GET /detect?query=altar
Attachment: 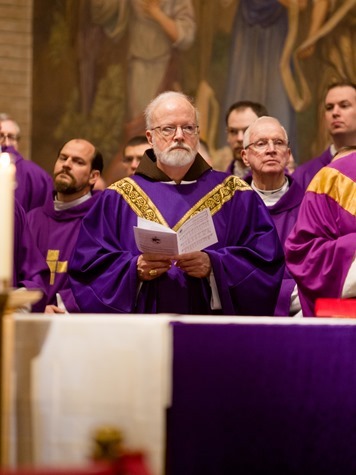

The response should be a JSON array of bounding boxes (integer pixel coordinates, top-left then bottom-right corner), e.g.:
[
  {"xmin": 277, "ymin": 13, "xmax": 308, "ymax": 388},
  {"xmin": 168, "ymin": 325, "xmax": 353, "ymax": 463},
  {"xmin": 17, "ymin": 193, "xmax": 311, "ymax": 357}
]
[{"xmin": 8, "ymin": 315, "xmax": 356, "ymax": 475}]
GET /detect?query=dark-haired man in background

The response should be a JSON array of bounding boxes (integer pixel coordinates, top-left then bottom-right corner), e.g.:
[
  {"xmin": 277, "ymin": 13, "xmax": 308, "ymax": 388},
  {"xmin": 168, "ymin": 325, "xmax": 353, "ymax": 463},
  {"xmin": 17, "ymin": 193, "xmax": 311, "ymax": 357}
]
[
  {"xmin": 292, "ymin": 80, "xmax": 356, "ymax": 190},
  {"xmin": 213, "ymin": 101, "xmax": 268, "ymax": 176}
]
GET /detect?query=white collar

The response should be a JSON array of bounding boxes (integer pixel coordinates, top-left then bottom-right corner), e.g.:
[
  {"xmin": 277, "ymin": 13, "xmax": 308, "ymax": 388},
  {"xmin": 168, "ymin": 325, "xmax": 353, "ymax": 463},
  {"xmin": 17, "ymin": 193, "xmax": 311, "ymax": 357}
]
[
  {"xmin": 251, "ymin": 178, "xmax": 289, "ymax": 207},
  {"xmin": 54, "ymin": 191, "xmax": 92, "ymax": 211}
]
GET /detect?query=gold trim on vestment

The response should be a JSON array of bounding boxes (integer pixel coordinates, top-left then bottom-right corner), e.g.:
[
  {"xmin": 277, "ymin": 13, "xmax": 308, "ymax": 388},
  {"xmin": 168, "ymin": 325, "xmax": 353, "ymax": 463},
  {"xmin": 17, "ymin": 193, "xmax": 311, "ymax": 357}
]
[
  {"xmin": 109, "ymin": 178, "xmax": 168, "ymax": 225},
  {"xmin": 109, "ymin": 175, "xmax": 251, "ymax": 230},
  {"xmin": 172, "ymin": 175, "xmax": 250, "ymax": 231},
  {"xmin": 307, "ymin": 167, "xmax": 356, "ymax": 216}
]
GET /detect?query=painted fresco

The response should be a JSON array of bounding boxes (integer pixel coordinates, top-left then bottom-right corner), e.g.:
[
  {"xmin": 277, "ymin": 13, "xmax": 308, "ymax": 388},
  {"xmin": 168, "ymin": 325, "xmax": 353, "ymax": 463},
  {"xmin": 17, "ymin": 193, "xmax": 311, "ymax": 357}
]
[{"xmin": 32, "ymin": 0, "xmax": 355, "ymax": 175}]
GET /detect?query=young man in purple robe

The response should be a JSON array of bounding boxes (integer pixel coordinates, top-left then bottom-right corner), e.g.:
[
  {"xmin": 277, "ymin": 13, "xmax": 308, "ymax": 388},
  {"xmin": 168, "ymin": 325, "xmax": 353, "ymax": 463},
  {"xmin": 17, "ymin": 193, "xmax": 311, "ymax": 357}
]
[
  {"xmin": 69, "ymin": 91, "xmax": 285, "ymax": 316},
  {"xmin": 27, "ymin": 139, "xmax": 103, "ymax": 313},
  {"xmin": 292, "ymin": 80, "xmax": 356, "ymax": 191},
  {"xmin": 14, "ymin": 199, "xmax": 49, "ymax": 312},
  {"xmin": 285, "ymin": 147, "xmax": 356, "ymax": 316},
  {"xmin": 241, "ymin": 116, "xmax": 304, "ymax": 316}
]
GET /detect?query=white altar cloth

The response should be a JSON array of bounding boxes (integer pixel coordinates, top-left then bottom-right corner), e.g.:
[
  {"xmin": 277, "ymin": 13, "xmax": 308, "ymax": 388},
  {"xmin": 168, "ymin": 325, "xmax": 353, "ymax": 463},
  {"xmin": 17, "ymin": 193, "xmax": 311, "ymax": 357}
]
[{"xmin": 14, "ymin": 315, "xmax": 172, "ymax": 475}]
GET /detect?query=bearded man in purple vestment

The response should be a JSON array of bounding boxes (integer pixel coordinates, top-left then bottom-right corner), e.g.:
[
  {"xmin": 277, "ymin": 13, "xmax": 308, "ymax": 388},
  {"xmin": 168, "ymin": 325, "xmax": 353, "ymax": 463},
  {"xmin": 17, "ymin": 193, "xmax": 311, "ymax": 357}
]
[
  {"xmin": 69, "ymin": 91, "xmax": 284, "ymax": 316},
  {"xmin": 292, "ymin": 80, "xmax": 356, "ymax": 191},
  {"xmin": 27, "ymin": 139, "xmax": 104, "ymax": 314},
  {"xmin": 285, "ymin": 147, "xmax": 356, "ymax": 316},
  {"xmin": 241, "ymin": 116, "xmax": 304, "ymax": 316}
]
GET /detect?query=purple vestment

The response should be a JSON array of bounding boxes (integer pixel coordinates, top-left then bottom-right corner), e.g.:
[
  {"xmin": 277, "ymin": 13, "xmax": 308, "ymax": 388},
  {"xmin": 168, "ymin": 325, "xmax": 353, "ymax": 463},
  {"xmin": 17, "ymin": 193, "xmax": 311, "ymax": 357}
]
[
  {"xmin": 292, "ymin": 147, "xmax": 332, "ymax": 191},
  {"xmin": 69, "ymin": 154, "xmax": 285, "ymax": 315},
  {"xmin": 245, "ymin": 175, "xmax": 304, "ymax": 315},
  {"xmin": 14, "ymin": 200, "xmax": 49, "ymax": 311},
  {"xmin": 27, "ymin": 191, "xmax": 102, "ymax": 312},
  {"xmin": 285, "ymin": 152, "xmax": 356, "ymax": 316},
  {"xmin": 3, "ymin": 145, "xmax": 53, "ymax": 212}
]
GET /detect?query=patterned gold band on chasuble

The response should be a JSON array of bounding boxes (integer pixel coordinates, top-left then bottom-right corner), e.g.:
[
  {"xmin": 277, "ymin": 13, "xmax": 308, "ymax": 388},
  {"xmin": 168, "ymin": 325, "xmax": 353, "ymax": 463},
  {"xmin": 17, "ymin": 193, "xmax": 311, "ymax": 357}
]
[
  {"xmin": 109, "ymin": 178, "xmax": 168, "ymax": 225},
  {"xmin": 109, "ymin": 175, "xmax": 251, "ymax": 231},
  {"xmin": 307, "ymin": 167, "xmax": 356, "ymax": 216},
  {"xmin": 172, "ymin": 175, "xmax": 251, "ymax": 231}
]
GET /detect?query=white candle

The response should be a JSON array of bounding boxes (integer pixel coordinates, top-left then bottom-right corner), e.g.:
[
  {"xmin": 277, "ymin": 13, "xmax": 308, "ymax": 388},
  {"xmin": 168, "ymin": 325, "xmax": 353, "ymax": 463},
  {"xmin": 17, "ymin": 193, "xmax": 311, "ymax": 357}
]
[{"xmin": 0, "ymin": 153, "xmax": 15, "ymax": 287}]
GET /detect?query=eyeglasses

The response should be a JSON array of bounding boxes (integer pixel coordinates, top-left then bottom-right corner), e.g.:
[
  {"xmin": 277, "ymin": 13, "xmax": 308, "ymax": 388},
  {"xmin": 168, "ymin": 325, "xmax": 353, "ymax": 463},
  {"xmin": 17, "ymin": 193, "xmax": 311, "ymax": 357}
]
[
  {"xmin": 151, "ymin": 124, "xmax": 199, "ymax": 138},
  {"xmin": 0, "ymin": 132, "xmax": 19, "ymax": 142},
  {"xmin": 245, "ymin": 139, "xmax": 289, "ymax": 152}
]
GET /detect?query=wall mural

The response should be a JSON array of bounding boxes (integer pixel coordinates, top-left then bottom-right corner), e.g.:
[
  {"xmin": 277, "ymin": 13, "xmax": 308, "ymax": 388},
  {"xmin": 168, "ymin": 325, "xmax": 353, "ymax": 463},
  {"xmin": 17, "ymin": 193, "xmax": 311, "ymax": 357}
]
[{"xmin": 32, "ymin": 0, "xmax": 355, "ymax": 177}]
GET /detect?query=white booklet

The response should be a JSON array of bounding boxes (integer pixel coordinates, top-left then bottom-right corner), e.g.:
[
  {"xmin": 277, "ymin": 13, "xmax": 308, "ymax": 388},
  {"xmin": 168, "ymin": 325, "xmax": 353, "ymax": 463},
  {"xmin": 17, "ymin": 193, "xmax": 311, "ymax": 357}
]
[{"xmin": 133, "ymin": 208, "xmax": 218, "ymax": 254}]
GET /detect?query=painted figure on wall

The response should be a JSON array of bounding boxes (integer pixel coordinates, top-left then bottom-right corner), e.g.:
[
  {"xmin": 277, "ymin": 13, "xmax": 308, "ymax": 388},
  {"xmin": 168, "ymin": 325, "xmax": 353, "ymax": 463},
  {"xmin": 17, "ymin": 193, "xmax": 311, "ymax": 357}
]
[
  {"xmin": 220, "ymin": 0, "xmax": 297, "ymax": 152},
  {"xmin": 90, "ymin": 0, "xmax": 196, "ymax": 140},
  {"xmin": 288, "ymin": 0, "xmax": 356, "ymax": 156}
]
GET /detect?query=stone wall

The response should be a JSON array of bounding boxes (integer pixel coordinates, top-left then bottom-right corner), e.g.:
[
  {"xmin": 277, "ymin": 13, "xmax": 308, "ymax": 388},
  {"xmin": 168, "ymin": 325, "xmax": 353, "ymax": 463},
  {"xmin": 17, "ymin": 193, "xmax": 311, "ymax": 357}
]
[{"xmin": 0, "ymin": 0, "xmax": 33, "ymax": 159}]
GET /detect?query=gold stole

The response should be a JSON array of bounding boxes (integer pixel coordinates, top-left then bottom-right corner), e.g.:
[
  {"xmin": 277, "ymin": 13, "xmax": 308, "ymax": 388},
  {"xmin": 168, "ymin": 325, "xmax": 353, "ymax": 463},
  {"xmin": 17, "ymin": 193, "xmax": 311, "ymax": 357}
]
[
  {"xmin": 109, "ymin": 175, "xmax": 251, "ymax": 231},
  {"xmin": 307, "ymin": 167, "xmax": 356, "ymax": 217}
]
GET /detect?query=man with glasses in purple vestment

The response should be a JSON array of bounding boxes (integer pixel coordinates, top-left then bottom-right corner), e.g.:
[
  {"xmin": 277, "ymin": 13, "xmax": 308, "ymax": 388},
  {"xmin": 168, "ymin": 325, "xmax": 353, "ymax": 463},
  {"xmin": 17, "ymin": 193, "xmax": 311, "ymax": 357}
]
[
  {"xmin": 0, "ymin": 115, "xmax": 54, "ymax": 212},
  {"xmin": 241, "ymin": 116, "xmax": 304, "ymax": 316},
  {"xmin": 69, "ymin": 91, "xmax": 284, "ymax": 316}
]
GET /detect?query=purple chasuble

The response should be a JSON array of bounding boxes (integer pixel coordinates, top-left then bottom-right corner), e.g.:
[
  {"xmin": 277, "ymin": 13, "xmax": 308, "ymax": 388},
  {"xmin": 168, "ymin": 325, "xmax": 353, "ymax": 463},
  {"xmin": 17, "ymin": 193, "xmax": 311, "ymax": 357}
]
[
  {"xmin": 285, "ymin": 153, "xmax": 356, "ymax": 316},
  {"xmin": 246, "ymin": 175, "xmax": 304, "ymax": 315},
  {"xmin": 27, "ymin": 191, "xmax": 102, "ymax": 312},
  {"xmin": 14, "ymin": 200, "xmax": 49, "ymax": 311},
  {"xmin": 69, "ymin": 153, "xmax": 285, "ymax": 315},
  {"xmin": 3, "ymin": 145, "xmax": 54, "ymax": 212},
  {"xmin": 292, "ymin": 147, "xmax": 333, "ymax": 192}
]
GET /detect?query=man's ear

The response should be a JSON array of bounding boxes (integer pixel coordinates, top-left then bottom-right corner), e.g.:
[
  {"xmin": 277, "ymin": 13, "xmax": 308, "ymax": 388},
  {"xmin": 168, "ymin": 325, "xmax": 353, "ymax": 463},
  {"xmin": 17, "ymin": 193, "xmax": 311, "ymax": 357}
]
[
  {"xmin": 89, "ymin": 169, "xmax": 100, "ymax": 185},
  {"xmin": 241, "ymin": 149, "xmax": 249, "ymax": 167},
  {"xmin": 146, "ymin": 130, "xmax": 153, "ymax": 147}
]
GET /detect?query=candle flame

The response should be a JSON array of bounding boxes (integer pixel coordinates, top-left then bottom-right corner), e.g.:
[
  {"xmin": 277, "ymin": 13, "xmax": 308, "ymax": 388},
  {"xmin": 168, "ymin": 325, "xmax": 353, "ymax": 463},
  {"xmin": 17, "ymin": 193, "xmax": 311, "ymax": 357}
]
[{"xmin": 0, "ymin": 152, "xmax": 11, "ymax": 168}]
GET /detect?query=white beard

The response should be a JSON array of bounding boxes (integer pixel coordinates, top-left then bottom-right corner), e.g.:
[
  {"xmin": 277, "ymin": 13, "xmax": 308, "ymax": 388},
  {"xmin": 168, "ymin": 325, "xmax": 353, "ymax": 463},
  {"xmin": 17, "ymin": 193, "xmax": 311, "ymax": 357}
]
[{"xmin": 154, "ymin": 141, "xmax": 196, "ymax": 167}]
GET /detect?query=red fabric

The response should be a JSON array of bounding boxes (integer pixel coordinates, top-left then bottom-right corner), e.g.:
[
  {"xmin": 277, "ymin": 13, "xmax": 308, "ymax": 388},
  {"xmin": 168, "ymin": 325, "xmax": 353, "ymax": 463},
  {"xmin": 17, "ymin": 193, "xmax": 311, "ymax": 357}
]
[
  {"xmin": 0, "ymin": 453, "xmax": 152, "ymax": 475},
  {"xmin": 315, "ymin": 298, "xmax": 356, "ymax": 318},
  {"xmin": 115, "ymin": 452, "xmax": 152, "ymax": 475},
  {"xmin": 0, "ymin": 462, "xmax": 113, "ymax": 475}
]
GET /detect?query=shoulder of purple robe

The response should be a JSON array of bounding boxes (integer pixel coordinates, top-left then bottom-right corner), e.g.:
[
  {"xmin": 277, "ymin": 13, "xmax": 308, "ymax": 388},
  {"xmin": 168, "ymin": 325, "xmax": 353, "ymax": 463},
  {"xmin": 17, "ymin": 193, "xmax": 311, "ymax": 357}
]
[{"xmin": 14, "ymin": 200, "xmax": 49, "ymax": 311}]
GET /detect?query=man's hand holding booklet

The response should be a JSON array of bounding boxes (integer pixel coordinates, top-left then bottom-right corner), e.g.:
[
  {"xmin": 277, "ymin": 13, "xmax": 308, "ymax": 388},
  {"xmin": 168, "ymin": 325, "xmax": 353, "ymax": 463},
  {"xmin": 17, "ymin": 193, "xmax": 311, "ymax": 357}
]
[{"xmin": 133, "ymin": 208, "xmax": 218, "ymax": 254}]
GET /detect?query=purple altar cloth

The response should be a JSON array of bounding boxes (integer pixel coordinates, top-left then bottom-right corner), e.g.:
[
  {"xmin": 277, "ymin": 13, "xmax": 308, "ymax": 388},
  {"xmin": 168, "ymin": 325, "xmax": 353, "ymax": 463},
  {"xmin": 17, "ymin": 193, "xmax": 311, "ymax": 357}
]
[{"xmin": 167, "ymin": 322, "xmax": 356, "ymax": 474}]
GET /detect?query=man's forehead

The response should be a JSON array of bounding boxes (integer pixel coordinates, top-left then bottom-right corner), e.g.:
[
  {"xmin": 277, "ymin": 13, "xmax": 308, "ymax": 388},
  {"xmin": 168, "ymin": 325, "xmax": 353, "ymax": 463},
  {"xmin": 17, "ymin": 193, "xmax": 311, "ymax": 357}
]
[
  {"xmin": 325, "ymin": 86, "xmax": 356, "ymax": 103},
  {"xmin": 154, "ymin": 99, "xmax": 195, "ymax": 119},
  {"xmin": 125, "ymin": 143, "xmax": 148, "ymax": 156},
  {"xmin": 60, "ymin": 140, "xmax": 94, "ymax": 157},
  {"xmin": 250, "ymin": 119, "xmax": 282, "ymax": 137},
  {"xmin": 228, "ymin": 108, "xmax": 258, "ymax": 126},
  {"xmin": 1, "ymin": 119, "xmax": 18, "ymax": 133}
]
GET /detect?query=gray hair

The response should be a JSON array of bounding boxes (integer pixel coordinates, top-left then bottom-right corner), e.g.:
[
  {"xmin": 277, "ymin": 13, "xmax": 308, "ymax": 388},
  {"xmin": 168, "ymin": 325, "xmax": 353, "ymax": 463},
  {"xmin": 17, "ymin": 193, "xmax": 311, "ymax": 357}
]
[
  {"xmin": 243, "ymin": 116, "xmax": 288, "ymax": 148},
  {"xmin": 144, "ymin": 91, "xmax": 199, "ymax": 129},
  {"xmin": 0, "ymin": 114, "xmax": 21, "ymax": 135}
]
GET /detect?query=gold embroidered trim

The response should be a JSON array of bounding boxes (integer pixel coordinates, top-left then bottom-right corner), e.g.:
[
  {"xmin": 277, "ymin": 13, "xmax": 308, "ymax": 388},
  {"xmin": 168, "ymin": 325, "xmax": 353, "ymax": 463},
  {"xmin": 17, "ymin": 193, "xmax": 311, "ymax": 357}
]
[
  {"xmin": 307, "ymin": 167, "xmax": 356, "ymax": 216},
  {"xmin": 109, "ymin": 175, "xmax": 251, "ymax": 231},
  {"xmin": 109, "ymin": 177, "xmax": 168, "ymax": 226},
  {"xmin": 172, "ymin": 175, "xmax": 250, "ymax": 231}
]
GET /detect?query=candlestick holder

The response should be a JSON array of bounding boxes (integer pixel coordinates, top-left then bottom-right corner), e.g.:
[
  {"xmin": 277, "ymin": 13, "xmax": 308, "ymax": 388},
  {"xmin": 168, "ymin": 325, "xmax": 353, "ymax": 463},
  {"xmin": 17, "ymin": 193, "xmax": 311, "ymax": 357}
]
[{"xmin": 0, "ymin": 289, "xmax": 42, "ymax": 467}]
